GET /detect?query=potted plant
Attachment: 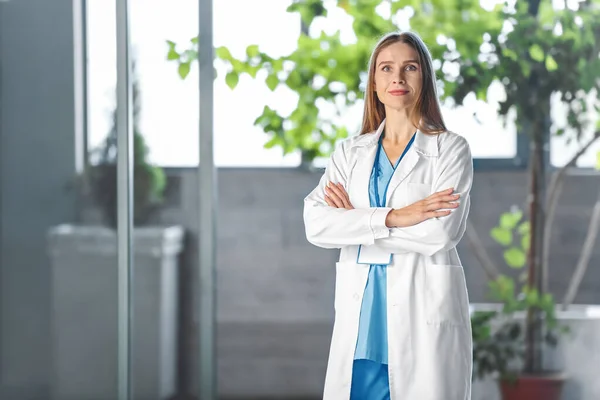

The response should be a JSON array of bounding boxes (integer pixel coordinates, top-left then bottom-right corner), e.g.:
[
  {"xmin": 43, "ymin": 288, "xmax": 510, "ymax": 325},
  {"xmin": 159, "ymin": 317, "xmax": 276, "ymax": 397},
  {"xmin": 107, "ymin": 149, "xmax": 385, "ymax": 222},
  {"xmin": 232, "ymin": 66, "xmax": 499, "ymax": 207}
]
[
  {"xmin": 82, "ymin": 62, "xmax": 166, "ymax": 226},
  {"xmin": 471, "ymin": 209, "xmax": 570, "ymax": 400}
]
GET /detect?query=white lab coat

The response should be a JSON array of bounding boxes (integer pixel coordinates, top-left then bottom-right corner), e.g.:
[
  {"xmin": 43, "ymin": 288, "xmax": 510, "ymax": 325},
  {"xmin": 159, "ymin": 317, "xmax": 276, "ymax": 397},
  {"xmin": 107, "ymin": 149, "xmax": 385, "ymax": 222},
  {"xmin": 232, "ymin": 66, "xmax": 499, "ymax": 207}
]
[{"xmin": 303, "ymin": 120, "xmax": 473, "ymax": 400}]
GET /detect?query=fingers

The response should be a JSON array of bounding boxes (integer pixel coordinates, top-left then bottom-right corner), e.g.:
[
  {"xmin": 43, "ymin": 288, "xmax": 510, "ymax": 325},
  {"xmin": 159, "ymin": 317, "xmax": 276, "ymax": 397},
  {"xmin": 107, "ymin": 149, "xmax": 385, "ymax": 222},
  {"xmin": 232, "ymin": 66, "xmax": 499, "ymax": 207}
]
[
  {"xmin": 424, "ymin": 199, "xmax": 460, "ymax": 212},
  {"xmin": 324, "ymin": 195, "xmax": 336, "ymax": 207},
  {"xmin": 325, "ymin": 182, "xmax": 346, "ymax": 208},
  {"xmin": 424, "ymin": 191, "xmax": 459, "ymax": 207},
  {"xmin": 325, "ymin": 182, "xmax": 353, "ymax": 209},
  {"xmin": 426, "ymin": 188, "xmax": 458, "ymax": 200},
  {"xmin": 424, "ymin": 210, "xmax": 452, "ymax": 219},
  {"xmin": 336, "ymin": 183, "xmax": 354, "ymax": 208},
  {"xmin": 415, "ymin": 189, "xmax": 460, "ymax": 221},
  {"xmin": 325, "ymin": 189, "xmax": 344, "ymax": 208},
  {"xmin": 334, "ymin": 182, "xmax": 353, "ymax": 209}
]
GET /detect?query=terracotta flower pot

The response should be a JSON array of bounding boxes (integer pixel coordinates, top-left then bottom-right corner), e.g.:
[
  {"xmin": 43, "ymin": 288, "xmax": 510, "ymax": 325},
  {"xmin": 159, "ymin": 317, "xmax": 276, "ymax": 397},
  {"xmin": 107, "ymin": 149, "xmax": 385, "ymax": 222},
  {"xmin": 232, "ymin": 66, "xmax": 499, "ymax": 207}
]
[{"xmin": 499, "ymin": 373, "xmax": 566, "ymax": 400}]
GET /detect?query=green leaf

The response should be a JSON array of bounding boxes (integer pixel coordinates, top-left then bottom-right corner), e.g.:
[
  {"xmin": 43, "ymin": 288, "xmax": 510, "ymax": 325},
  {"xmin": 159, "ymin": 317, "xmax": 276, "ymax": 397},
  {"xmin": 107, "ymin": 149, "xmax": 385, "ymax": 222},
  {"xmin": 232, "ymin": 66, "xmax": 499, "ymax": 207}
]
[
  {"xmin": 504, "ymin": 247, "xmax": 526, "ymax": 269},
  {"xmin": 167, "ymin": 49, "xmax": 179, "ymax": 60},
  {"xmin": 540, "ymin": 293, "xmax": 554, "ymax": 310},
  {"xmin": 246, "ymin": 44, "xmax": 260, "ymax": 58},
  {"xmin": 502, "ymin": 47, "xmax": 519, "ymax": 61},
  {"xmin": 225, "ymin": 71, "xmax": 239, "ymax": 89},
  {"xmin": 521, "ymin": 233, "xmax": 530, "ymax": 251},
  {"xmin": 245, "ymin": 65, "xmax": 260, "ymax": 79},
  {"xmin": 524, "ymin": 287, "xmax": 539, "ymax": 306},
  {"xmin": 500, "ymin": 211, "xmax": 522, "ymax": 230},
  {"xmin": 596, "ymin": 151, "xmax": 600, "ymax": 170},
  {"xmin": 287, "ymin": 0, "xmax": 327, "ymax": 26},
  {"xmin": 491, "ymin": 227, "xmax": 512, "ymax": 246},
  {"xmin": 529, "ymin": 44, "xmax": 545, "ymax": 62},
  {"xmin": 215, "ymin": 46, "xmax": 232, "ymax": 60},
  {"xmin": 266, "ymin": 73, "xmax": 279, "ymax": 91},
  {"xmin": 178, "ymin": 62, "xmax": 191, "ymax": 79},
  {"xmin": 191, "ymin": 36, "xmax": 198, "ymax": 44},
  {"xmin": 517, "ymin": 221, "xmax": 530, "ymax": 235},
  {"xmin": 264, "ymin": 136, "xmax": 282, "ymax": 149},
  {"xmin": 545, "ymin": 55, "xmax": 558, "ymax": 71},
  {"xmin": 489, "ymin": 275, "xmax": 516, "ymax": 303}
]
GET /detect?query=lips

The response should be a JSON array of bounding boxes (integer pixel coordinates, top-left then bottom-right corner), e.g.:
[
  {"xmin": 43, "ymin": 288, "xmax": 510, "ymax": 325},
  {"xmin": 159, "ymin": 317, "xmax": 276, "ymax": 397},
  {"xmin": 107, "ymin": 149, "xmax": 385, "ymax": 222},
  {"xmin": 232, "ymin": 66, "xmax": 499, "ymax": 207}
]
[{"xmin": 389, "ymin": 89, "xmax": 409, "ymax": 96}]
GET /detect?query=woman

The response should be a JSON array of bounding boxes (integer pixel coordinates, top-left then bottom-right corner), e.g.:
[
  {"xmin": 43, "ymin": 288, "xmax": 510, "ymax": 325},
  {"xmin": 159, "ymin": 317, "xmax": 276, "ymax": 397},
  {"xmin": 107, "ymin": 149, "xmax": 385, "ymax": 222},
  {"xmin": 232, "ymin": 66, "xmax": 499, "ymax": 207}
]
[{"xmin": 303, "ymin": 31, "xmax": 473, "ymax": 400}]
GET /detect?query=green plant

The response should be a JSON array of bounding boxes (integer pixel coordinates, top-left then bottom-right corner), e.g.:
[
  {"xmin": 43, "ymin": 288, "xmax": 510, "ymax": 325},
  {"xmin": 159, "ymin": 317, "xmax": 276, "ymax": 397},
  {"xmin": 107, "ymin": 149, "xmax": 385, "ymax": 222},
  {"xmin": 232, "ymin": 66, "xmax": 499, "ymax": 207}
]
[
  {"xmin": 471, "ymin": 310, "xmax": 522, "ymax": 382},
  {"xmin": 471, "ymin": 210, "xmax": 569, "ymax": 382},
  {"xmin": 84, "ymin": 63, "xmax": 166, "ymax": 228},
  {"xmin": 168, "ymin": 1, "xmax": 599, "ymax": 161}
]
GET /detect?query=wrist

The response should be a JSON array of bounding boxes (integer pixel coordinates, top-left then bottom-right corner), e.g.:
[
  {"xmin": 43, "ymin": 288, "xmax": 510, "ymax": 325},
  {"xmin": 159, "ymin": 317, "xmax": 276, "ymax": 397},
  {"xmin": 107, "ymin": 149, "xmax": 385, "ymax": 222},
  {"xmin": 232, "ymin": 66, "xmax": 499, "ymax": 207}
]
[{"xmin": 385, "ymin": 209, "xmax": 398, "ymax": 227}]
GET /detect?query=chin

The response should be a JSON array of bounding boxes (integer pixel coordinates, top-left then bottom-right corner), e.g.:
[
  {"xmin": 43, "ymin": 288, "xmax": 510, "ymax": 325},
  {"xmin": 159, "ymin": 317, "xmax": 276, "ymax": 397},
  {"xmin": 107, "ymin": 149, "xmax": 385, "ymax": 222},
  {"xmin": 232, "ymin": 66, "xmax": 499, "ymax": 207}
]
[{"xmin": 383, "ymin": 101, "xmax": 413, "ymax": 113}]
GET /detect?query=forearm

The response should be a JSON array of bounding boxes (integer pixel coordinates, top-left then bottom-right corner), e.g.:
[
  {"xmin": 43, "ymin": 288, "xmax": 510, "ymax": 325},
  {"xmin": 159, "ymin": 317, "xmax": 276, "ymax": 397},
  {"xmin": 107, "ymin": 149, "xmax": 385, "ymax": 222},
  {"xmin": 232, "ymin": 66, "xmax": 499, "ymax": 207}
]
[
  {"xmin": 304, "ymin": 202, "xmax": 393, "ymax": 248},
  {"xmin": 374, "ymin": 197, "xmax": 470, "ymax": 256}
]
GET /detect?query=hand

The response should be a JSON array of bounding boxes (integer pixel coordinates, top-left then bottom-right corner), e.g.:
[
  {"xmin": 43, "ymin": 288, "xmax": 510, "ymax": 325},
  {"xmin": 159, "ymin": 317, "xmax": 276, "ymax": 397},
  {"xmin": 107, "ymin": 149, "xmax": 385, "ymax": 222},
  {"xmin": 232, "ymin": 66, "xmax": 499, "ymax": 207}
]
[
  {"xmin": 386, "ymin": 188, "xmax": 460, "ymax": 228},
  {"xmin": 324, "ymin": 181, "xmax": 354, "ymax": 210}
]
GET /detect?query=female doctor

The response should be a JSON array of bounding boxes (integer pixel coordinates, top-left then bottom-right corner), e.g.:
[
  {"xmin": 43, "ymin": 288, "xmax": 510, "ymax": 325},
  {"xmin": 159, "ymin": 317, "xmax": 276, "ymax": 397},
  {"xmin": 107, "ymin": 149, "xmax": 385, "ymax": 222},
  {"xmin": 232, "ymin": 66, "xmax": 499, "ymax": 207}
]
[{"xmin": 303, "ymin": 31, "xmax": 473, "ymax": 400}]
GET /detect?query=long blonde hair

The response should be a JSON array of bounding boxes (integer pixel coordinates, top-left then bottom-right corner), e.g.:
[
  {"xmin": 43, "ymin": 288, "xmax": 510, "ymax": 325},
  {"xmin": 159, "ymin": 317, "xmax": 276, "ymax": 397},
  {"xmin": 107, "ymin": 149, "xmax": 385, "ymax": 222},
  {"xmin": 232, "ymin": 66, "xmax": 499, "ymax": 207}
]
[{"xmin": 360, "ymin": 31, "xmax": 446, "ymax": 135}]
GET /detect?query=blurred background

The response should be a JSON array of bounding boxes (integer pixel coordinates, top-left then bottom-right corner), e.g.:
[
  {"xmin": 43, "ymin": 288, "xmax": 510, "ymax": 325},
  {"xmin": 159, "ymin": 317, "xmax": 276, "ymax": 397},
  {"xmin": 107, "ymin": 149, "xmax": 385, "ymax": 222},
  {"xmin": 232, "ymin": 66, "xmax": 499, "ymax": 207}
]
[{"xmin": 1, "ymin": 0, "xmax": 600, "ymax": 399}]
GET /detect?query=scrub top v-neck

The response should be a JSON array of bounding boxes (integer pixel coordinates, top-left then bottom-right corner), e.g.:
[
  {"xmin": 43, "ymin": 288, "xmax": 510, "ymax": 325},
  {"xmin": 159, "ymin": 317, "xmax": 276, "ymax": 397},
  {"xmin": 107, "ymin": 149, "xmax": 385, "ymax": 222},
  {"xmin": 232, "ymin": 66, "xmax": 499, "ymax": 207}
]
[{"xmin": 353, "ymin": 132, "xmax": 416, "ymax": 364}]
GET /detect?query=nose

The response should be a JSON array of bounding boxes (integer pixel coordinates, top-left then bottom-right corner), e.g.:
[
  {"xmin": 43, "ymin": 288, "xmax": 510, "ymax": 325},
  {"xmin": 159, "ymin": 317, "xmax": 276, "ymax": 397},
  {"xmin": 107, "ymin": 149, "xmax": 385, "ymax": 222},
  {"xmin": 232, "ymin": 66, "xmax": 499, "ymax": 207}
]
[{"xmin": 393, "ymin": 73, "xmax": 406, "ymax": 84}]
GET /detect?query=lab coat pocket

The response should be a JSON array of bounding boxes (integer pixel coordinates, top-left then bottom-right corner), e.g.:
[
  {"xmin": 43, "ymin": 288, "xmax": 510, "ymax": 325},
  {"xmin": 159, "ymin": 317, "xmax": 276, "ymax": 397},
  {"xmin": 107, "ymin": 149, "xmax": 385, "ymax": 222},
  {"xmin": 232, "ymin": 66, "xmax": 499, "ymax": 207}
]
[
  {"xmin": 424, "ymin": 264, "xmax": 468, "ymax": 327},
  {"xmin": 405, "ymin": 182, "xmax": 432, "ymax": 205}
]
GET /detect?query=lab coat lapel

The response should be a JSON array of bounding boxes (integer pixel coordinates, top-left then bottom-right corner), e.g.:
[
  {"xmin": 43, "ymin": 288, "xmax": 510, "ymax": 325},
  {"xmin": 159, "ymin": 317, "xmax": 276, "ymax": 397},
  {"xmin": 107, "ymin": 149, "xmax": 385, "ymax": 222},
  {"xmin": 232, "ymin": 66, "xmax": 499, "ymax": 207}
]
[
  {"xmin": 385, "ymin": 147, "xmax": 420, "ymax": 205},
  {"xmin": 348, "ymin": 119, "xmax": 385, "ymax": 209},
  {"xmin": 350, "ymin": 144, "xmax": 377, "ymax": 208}
]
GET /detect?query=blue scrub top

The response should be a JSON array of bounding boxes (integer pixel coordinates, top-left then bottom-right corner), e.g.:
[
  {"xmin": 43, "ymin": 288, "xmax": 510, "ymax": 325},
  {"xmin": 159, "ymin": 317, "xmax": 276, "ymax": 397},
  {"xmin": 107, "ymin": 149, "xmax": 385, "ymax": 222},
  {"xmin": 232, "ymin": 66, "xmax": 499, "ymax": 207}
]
[{"xmin": 353, "ymin": 133, "xmax": 415, "ymax": 364}]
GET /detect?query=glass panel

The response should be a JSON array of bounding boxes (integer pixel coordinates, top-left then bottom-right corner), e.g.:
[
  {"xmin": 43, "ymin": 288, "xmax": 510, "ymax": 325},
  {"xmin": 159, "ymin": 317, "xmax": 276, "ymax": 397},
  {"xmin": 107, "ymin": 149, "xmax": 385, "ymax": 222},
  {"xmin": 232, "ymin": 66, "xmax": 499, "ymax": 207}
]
[
  {"xmin": 550, "ymin": 91, "xmax": 600, "ymax": 168},
  {"xmin": 0, "ymin": 0, "xmax": 121, "ymax": 399},
  {"xmin": 125, "ymin": 0, "xmax": 188, "ymax": 398},
  {"xmin": 106, "ymin": 0, "xmax": 303, "ymax": 168},
  {"xmin": 307, "ymin": 3, "xmax": 518, "ymax": 169},
  {"xmin": 442, "ymin": 87, "xmax": 518, "ymax": 159}
]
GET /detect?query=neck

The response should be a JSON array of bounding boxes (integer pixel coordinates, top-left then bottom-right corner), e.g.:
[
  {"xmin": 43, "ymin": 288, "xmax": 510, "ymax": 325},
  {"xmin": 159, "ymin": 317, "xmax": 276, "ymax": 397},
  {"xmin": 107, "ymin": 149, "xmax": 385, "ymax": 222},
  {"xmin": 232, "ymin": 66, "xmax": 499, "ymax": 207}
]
[{"xmin": 383, "ymin": 107, "xmax": 417, "ymax": 144}]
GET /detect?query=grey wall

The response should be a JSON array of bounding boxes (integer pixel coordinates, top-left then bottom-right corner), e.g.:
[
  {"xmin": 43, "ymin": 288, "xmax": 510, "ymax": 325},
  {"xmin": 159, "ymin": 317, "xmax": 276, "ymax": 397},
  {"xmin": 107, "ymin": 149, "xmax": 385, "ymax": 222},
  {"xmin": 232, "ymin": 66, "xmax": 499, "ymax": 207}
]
[
  {"xmin": 0, "ymin": 0, "xmax": 79, "ymax": 396},
  {"xmin": 155, "ymin": 168, "xmax": 600, "ymax": 311}
]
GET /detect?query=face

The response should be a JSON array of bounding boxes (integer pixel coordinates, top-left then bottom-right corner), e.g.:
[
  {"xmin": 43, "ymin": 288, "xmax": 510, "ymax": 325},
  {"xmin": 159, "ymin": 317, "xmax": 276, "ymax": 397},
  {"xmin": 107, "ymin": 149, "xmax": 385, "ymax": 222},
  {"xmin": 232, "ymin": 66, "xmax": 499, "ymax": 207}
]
[{"xmin": 373, "ymin": 41, "xmax": 423, "ymax": 112}]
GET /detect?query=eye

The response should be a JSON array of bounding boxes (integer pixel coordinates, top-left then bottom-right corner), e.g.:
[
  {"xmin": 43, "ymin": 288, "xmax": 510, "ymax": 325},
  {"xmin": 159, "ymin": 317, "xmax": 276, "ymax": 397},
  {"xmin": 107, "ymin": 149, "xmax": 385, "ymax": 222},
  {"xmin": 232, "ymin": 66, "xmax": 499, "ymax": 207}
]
[
  {"xmin": 382, "ymin": 65, "xmax": 392, "ymax": 72},
  {"xmin": 405, "ymin": 64, "xmax": 418, "ymax": 71}
]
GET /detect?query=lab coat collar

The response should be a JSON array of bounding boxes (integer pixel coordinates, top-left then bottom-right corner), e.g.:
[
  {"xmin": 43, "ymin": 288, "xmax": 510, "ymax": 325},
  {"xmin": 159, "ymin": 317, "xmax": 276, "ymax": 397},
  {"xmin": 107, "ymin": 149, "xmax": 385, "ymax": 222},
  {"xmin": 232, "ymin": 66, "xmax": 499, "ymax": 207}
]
[{"xmin": 352, "ymin": 118, "xmax": 440, "ymax": 157}]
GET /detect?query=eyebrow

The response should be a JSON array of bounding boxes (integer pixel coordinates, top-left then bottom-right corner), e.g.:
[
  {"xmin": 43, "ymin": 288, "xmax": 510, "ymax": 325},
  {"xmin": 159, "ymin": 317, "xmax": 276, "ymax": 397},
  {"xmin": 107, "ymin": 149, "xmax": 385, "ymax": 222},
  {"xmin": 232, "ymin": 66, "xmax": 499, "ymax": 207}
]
[{"xmin": 377, "ymin": 59, "xmax": 420, "ymax": 67}]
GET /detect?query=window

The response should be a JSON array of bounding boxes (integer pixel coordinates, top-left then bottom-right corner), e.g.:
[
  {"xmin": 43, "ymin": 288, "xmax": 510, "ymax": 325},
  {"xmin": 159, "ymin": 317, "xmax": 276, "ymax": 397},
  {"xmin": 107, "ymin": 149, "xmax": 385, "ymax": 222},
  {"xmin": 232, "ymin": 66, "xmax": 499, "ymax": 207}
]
[
  {"xmin": 87, "ymin": 0, "xmax": 301, "ymax": 167},
  {"xmin": 310, "ymin": 2, "xmax": 518, "ymax": 168},
  {"xmin": 87, "ymin": 0, "xmax": 520, "ymax": 168},
  {"xmin": 550, "ymin": 91, "xmax": 600, "ymax": 168}
]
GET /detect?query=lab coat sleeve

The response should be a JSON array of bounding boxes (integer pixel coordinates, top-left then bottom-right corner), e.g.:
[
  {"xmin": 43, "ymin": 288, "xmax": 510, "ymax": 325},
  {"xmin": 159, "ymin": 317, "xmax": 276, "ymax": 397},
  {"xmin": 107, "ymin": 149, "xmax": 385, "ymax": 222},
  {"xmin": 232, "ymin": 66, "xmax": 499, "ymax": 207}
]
[
  {"xmin": 303, "ymin": 141, "xmax": 393, "ymax": 249},
  {"xmin": 373, "ymin": 135, "xmax": 473, "ymax": 256}
]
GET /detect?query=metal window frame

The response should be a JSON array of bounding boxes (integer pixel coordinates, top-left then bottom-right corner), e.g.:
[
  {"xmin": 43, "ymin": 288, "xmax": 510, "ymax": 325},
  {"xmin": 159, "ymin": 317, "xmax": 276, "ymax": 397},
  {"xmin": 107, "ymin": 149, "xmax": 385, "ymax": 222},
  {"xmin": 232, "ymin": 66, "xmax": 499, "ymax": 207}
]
[
  {"xmin": 197, "ymin": 1, "xmax": 217, "ymax": 399},
  {"xmin": 114, "ymin": 1, "xmax": 219, "ymax": 399},
  {"xmin": 115, "ymin": 0, "xmax": 134, "ymax": 399}
]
